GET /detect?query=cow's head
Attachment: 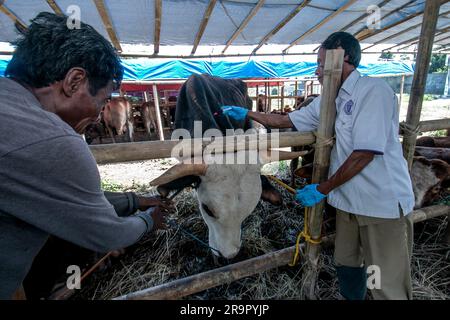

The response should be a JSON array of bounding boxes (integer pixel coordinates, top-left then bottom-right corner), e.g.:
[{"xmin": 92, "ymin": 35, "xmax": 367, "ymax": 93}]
[
  {"xmin": 151, "ymin": 150, "xmax": 304, "ymax": 259},
  {"xmin": 411, "ymin": 156, "xmax": 450, "ymax": 208}
]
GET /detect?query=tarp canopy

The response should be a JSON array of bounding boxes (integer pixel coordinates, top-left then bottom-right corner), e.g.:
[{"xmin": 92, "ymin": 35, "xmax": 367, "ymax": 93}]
[
  {"xmin": 1, "ymin": 0, "xmax": 450, "ymax": 57},
  {"xmin": 0, "ymin": 57, "xmax": 414, "ymax": 80}
]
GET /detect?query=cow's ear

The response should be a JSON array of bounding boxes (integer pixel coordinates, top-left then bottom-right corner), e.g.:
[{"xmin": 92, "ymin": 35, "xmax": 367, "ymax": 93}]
[
  {"xmin": 156, "ymin": 176, "xmax": 202, "ymax": 198},
  {"xmin": 260, "ymin": 175, "xmax": 283, "ymax": 206}
]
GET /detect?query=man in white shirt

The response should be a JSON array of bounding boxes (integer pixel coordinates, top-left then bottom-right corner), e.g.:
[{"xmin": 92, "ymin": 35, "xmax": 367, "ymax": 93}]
[{"xmin": 221, "ymin": 32, "xmax": 415, "ymax": 300}]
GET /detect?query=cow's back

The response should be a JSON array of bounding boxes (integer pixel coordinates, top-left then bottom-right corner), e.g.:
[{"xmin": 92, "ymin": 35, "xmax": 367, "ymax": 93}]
[{"xmin": 175, "ymin": 74, "xmax": 253, "ymax": 135}]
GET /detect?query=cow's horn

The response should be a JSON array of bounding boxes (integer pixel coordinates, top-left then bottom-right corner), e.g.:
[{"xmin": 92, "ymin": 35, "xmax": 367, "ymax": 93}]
[
  {"xmin": 260, "ymin": 150, "xmax": 308, "ymax": 164},
  {"xmin": 150, "ymin": 163, "xmax": 208, "ymax": 186}
]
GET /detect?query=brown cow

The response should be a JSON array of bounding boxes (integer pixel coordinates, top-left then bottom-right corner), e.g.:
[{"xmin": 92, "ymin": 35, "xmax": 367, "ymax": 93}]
[
  {"xmin": 140, "ymin": 101, "xmax": 158, "ymax": 139},
  {"xmin": 102, "ymin": 97, "xmax": 134, "ymax": 143},
  {"xmin": 410, "ymin": 156, "xmax": 449, "ymax": 208},
  {"xmin": 416, "ymin": 135, "xmax": 450, "ymax": 148}
]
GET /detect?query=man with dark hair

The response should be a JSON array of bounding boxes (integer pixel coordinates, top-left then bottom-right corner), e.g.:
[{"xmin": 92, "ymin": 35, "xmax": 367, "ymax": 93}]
[
  {"xmin": 221, "ymin": 31, "xmax": 415, "ymax": 300},
  {"xmin": 0, "ymin": 12, "xmax": 170, "ymax": 299}
]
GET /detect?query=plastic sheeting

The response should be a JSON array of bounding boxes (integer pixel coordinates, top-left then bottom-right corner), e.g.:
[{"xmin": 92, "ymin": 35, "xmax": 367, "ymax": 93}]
[
  {"xmin": 0, "ymin": 1, "xmax": 449, "ymax": 50},
  {"xmin": 0, "ymin": 57, "xmax": 414, "ymax": 80}
]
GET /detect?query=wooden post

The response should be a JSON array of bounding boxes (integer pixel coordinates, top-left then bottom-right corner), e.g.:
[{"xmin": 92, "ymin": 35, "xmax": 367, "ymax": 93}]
[
  {"xmin": 399, "ymin": 74, "xmax": 405, "ymax": 110},
  {"xmin": 281, "ymin": 83, "xmax": 285, "ymax": 110},
  {"xmin": 255, "ymin": 85, "xmax": 259, "ymax": 111},
  {"xmin": 152, "ymin": 84, "xmax": 165, "ymax": 141},
  {"xmin": 302, "ymin": 49, "xmax": 344, "ymax": 300},
  {"xmin": 265, "ymin": 81, "xmax": 268, "ymax": 113},
  {"xmin": 402, "ymin": 0, "xmax": 440, "ymax": 169},
  {"xmin": 294, "ymin": 80, "xmax": 298, "ymax": 99}
]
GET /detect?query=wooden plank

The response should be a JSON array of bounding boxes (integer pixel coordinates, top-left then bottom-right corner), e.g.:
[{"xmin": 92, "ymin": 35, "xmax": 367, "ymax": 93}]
[
  {"xmin": 191, "ymin": 0, "xmax": 217, "ymax": 55},
  {"xmin": 152, "ymin": 84, "xmax": 165, "ymax": 141},
  {"xmin": 388, "ymin": 26, "xmax": 450, "ymax": 51},
  {"xmin": 283, "ymin": 0, "xmax": 357, "ymax": 53},
  {"xmin": 356, "ymin": 1, "xmax": 449, "ymax": 42},
  {"xmin": 89, "ymin": 131, "xmax": 316, "ymax": 164},
  {"xmin": 340, "ymin": 0, "xmax": 392, "ymax": 32},
  {"xmin": 113, "ymin": 204, "xmax": 449, "ymax": 300},
  {"xmin": 222, "ymin": 0, "xmax": 264, "ymax": 54},
  {"xmin": 0, "ymin": 3, "xmax": 27, "ymax": 30},
  {"xmin": 93, "ymin": 0, "xmax": 122, "ymax": 52},
  {"xmin": 416, "ymin": 118, "xmax": 450, "ymax": 133},
  {"xmin": 46, "ymin": 0, "xmax": 64, "ymax": 15},
  {"xmin": 402, "ymin": 0, "xmax": 441, "ymax": 170},
  {"xmin": 353, "ymin": 0, "xmax": 417, "ymax": 39},
  {"xmin": 154, "ymin": 0, "xmax": 162, "ymax": 55},
  {"xmin": 302, "ymin": 49, "xmax": 345, "ymax": 299},
  {"xmin": 252, "ymin": 0, "xmax": 310, "ymax": 54},
  {"xmin": 364, "ymin": 9, "xmax": 450, "ymax": 51}
]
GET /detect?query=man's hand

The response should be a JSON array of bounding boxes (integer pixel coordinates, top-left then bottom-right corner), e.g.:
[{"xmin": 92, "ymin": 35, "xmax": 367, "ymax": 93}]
[
  {"xmin": 295, "ymin": 184, "xmax": 327, "ymax": 207},
  {"xmin": 149, "ymin": 206, "xmax": 169, "ymax": 230},
  {"xmin": 137, "ymin": 196, "xmax": 173, "ymax": 212},
  {"xmin": 220, "ymin": 106, "xmax": 249, "ymax": 121}
]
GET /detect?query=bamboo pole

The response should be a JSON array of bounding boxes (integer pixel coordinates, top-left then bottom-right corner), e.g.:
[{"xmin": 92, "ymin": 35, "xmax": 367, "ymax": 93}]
[
  {"xmin": 302, "ymin": 49, "xmax": 344, "ymax": 300},
  {"xmin": 90, "ymin": 131, "xmax": 316, "ymax": 164},
  {"xmin": 113, "ymin": 204, "xmax": 449, "ymax": 300},
  {"xmin": 402, "ymin": 0, "xmax": 441, "ymax": 170},
  {"xmin": 152, "ymin": 84, "xmax": 165, "ymax": 141},
  {"xmin": 89, "ymin": 117, "xmax": 449, "ymax": 165},
  {"xmin": 415, "ymin": 118, "xmax": 450, "ymax": 133}
]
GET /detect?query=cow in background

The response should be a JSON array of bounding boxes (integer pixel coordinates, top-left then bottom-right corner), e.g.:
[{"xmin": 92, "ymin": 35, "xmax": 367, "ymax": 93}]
[
  {"xmin": 140, "ymin": 101, "xmax": 158, "ymax": 139},
  {"xmin": 257, "ymin": 94, "xmax": 269, "ymax": 113},
  {"xmin": 416, "ymin": 135, "xmax": 450, "ymax": 148},
  {"xmin": 102, "ymin": 97, "xmax": 134, "ymax": 143}
]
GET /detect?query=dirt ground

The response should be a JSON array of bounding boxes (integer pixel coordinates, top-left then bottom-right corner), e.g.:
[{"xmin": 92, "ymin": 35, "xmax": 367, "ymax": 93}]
[{"xmin": 399, "ymin": 96, "xmax": 450, "ymax": 122}]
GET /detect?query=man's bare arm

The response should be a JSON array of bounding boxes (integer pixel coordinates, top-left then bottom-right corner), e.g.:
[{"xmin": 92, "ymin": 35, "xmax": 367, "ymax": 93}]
[
  {"xmin": 247, "ymin": 111, "xmax": 294, "ymax": 129},
  {"xmin": 317, "ymin": 151, "xmax": 375, "ymax": 195}
]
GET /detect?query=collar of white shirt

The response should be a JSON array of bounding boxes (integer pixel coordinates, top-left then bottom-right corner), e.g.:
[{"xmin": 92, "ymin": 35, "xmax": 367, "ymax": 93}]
[{"xmin": 339, "ymin": 69, "xmax": 361, "ymax": 96}]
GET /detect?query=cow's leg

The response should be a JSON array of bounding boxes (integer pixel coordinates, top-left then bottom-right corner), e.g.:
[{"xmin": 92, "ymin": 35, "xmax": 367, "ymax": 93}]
[
  {"xmin": 126, "ymin": 120, "xmax": 134, "ymax": 142},
  {"xmin": 104, "ymin": 124, "xmax": 116, "ymax": 143}
]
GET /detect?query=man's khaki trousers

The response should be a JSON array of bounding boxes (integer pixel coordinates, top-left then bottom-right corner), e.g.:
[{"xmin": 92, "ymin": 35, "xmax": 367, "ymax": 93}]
[{"xmin": 334, "ymin": 208, "xmax": 414, "ymax": 300}]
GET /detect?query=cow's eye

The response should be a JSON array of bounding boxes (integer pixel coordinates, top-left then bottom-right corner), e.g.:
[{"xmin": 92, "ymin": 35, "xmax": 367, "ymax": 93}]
[{"xmin": 202, "ymin": 203, "xmax": 216, "ymax": 218}]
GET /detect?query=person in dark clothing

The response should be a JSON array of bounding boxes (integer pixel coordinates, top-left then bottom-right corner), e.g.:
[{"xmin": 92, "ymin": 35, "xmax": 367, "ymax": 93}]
[{"xmin": 0, "ymin": 12, "xmax": 170, "ymax": 299}]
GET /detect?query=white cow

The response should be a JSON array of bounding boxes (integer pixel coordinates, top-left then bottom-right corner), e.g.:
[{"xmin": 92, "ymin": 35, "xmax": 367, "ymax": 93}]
[{"xmin": 151, "ymin": 150, "xmax": 304, "ymax": 259}]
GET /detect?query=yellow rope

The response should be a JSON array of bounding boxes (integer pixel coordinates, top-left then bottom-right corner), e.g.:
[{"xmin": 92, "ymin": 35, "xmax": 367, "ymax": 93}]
[
  {"xmin": 264, "ymin": 175, "xmax": 322, "ymax": 267},
  {"xmin": 288, "ymin": 207, "xmax": 322, "ymax": 267}
]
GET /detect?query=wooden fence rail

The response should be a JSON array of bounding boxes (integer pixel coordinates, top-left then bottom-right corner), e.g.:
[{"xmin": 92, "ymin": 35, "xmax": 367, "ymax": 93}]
[{"xmin": 90, "ymin": 118, "xmax": 449, "ymax": 164}]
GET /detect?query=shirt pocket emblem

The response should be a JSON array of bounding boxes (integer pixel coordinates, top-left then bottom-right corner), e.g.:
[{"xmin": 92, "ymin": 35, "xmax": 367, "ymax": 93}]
[{"xmin": 344, "ymin": 100, "xmax": 354, "ymax": 115}]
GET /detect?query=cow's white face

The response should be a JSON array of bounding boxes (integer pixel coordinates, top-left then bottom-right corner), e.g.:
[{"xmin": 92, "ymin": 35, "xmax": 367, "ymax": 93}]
[
  {"xmin": 196, "ymin": 163, "xmax": 262, "ymax": 259},
  {"xmin": 151, "ymin": 149, "xmax": 304, "ymax": 259}
]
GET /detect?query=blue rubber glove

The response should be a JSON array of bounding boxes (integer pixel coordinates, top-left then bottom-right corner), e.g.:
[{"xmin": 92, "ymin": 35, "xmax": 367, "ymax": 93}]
[
  {"xmin": 295, "ymin": 184, "xmax": 327, "ymax": 207},
  {"xmin": 220, "ymin": 106, "xmax": 249, "ymax": 121}
]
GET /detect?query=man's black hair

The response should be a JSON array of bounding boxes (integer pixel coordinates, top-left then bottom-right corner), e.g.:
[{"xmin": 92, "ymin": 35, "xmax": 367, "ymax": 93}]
[
  {"xmin": 5, "ymin": 12, "xmax": 123, "ymax": 95},
  {"xmin": 321, "ymin": 32, "xmax": 361, "ymax": 68}
]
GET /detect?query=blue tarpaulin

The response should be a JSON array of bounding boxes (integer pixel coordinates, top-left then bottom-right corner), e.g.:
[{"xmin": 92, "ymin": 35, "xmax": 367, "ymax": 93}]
[{"xmin": 0, "ymin": 58, "xmax": 414, "ymax": 80}]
